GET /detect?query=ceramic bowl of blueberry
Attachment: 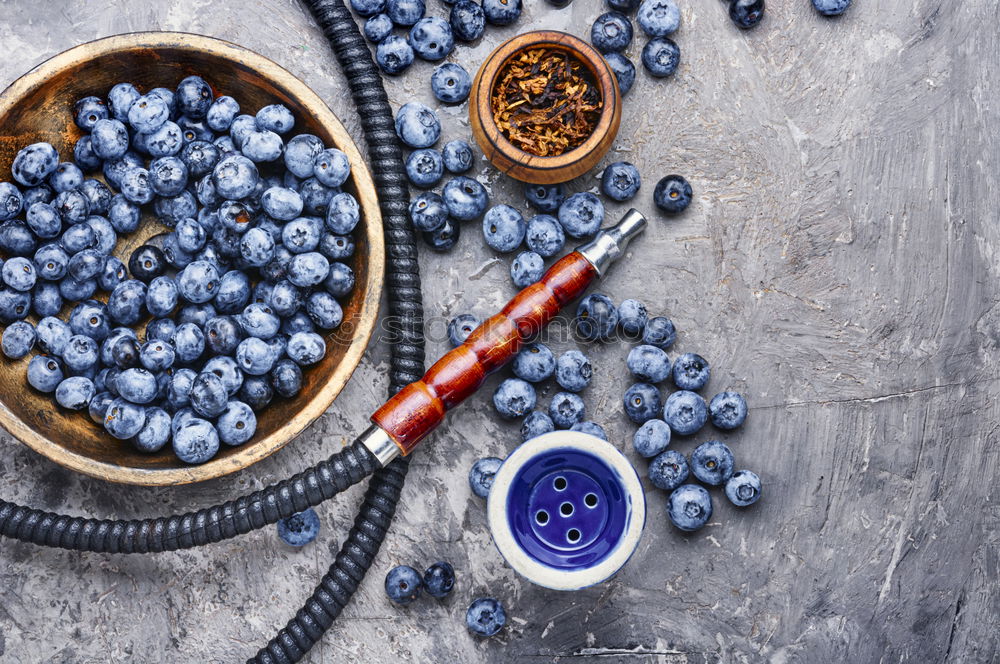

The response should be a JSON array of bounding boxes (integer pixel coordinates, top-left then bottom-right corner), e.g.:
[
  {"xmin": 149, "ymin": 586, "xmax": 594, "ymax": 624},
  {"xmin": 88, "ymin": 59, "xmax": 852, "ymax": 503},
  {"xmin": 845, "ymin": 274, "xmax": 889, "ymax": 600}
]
[{"xmin": 0, "ymin": 32, "xmax": 384, "ymax": 485}]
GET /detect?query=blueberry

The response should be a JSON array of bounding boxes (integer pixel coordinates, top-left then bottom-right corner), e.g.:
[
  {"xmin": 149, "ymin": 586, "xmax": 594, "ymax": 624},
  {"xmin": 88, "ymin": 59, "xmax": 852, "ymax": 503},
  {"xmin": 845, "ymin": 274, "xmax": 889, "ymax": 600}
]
[
  {"xmin": 512, "ymin": 342, "xmax": 555, "ymax": 382},
  {"xmin": 281, "ymin": 311, "xmax": 316, "ymax": 336},
  {"xmin": 423, "ymin": 561, "xmax": 455, "ymax": 598},
  {"xmin": 387, "ymin": 0, "xmax": 425, "ymax": 25},
  {"xmin": 633, "ymin": 418, "xmax": 671, "ymax": 457},
  {"xmin": 642, "ymin": 315, "xmax": 676, "ymax": 349},
  {"xmin": 2, "ymin": 256, "xmax": 37, "ymax": 291},
  {"xmin": 283, "ymin": 134, "xmax": 324, "ymax": 179},
  {"xmin": 106, "ymin": 279, "xmax": 145, "ymax": 325},
  {"xmin": 409, "ymin": 191, "xmax": 449, "ymax": 232},
  {"xmin": 405, "ymin": 149, "xmax": 444, "ymax": 188},
  {"xmin": 326, "ymin": 192, "xmax": 361, "ymax": 234},
  {"xmin": 127, "ymin": 94, "xmax": 170, "ymax": 134},
  {"xmin": 0, "ymin": 285, "xmax": 31, "ymax": 322},
  {"xmin": 385, "ymin": 565, "xmax": 423, "ymax": 604},
  {"xmin": 241, "ymin": 129, "xmax": 284, "ymax": 163},
  {"xmin": 90, "ymin": 119, "xmax": 129, "ymax": 160},
  {"xmin": 203, "ymin": 316, "xmax": 241, "ymax": 357},
  {"xmin": 204, "ymin": 95, "xmax": 239, "ymax": 132},
  {"xmin": 36, "ymin": 317, "xmax": 72, "ymax": 355},
  {"xmin": 62, "ymin": 334, "xmax": 99, "ymax": 372},
  {"xmin": 395, "ymin": 102, "xmax": 441, "ymax": 148},
  {"xmin": 812, "ymin": 0, "xmax": 849, "ymax": 14},
  {"xmin": 240, "ymin": 302, "xmax": 281, "ymax": 339},
  {"xmin": 239, "ymin": 375, "xmax": 273, "ymax": 411},
  {"xmin": 106, "ymin": 82, "xmax": 140, "ymax": 122},
  {"xmin": 558, "ymin": 192, "xmax": 604, "ymax": 239},
  {"xmin": 261, "ymin": 187, "xmax": 304, "ymax": 222},
  {"xmin": 32, "ymin": 282, "xmax": 62, "ymax": 316},
  {"xmin": 218, "ymin": 200, "xmax": 255, "ymax": 234},
  {"xmin": 286, "ymin": 331, "xmax": 326, "ymax": 366},
  {"xmin": 68, "ymin": 300, "xmax": 110, "ymax": 340},
  {"xmin": 601, "ymin": 161, "xmax": 641, "ymax": 202},
  {"xmin": 131, "ymin": 407, "xmax": 171, "ymax": 453},
  {"xmin": 172, "ymin": 322, "xmax": 206, "ymax": 364},
  {"xmin": 306, "ymin": 291, "xmax": 343, "ymax": 329},
  {"xmin": 467, "ymin": 597, "xmax": 506, "ymax": 637},
  {"xmin": 507, "ymin": 250, "xmax": 543, "ymax": 288},
  {"xmin": 447, "ymin": 313, "xmax": 479, "ymax": 347},
  {"xmin": 312, "ymin": 148, "xmax": 351, "ymax": 188},
  {"xmin": 215, "ymin": 400, "xmax": 256, "ymax": 446},
  {"xmin": 27, "ymin": 202, "xmax": 62, "ymax": 239},
  {"xmin": 376, "ymin": 35, "xmax": 416, "ymax": 75},
  {"xmin": 12, "ymin": 143, "xmax": 60, "ymax": 187},
  {"xmin": 287, "ymin": 252, "xmax": 330, "ymax": 288},
  {"xmin": 709, "ymin": 391, "xmax": 747, "ymax": 430},
  {"xmin": 570, "ymin": 420, "xmax": 607, "ymax": 440},
  {"xmin": 175, "ymin": 260, "xmax": 219, "ymax": 304},
  {"xmin": 642, "ymin": 37, "xmax": 680, "ymax": 77},
  {"xmin": 115, "ymin": 367, "xmax": 158, "ymax": 404},
  {"xmin": 256, "ymin": 104, "xmax": 295, "ymax": 135},
  {"xmin": 623, "ymin": 382, "xmax": 662, "ymax": 424},
  {"xmin": 102, "ymin": 151, "xmax": 143, "ymax": 191},
  {"xmin": 271, "ymin": 358, "xmax": 304, "ymax": 397},
  {"xmin": 104, "ymin": 398, "xmax": 147, "ymax": 440},
  {"xmin": 608, "ymin": 0, "xmax": 640, "ymax": 10},
  {"xmin": 143, "ymin": 121, "xmax": 184, "ymax": 158},
  {"xmin": 282, "ymin": 218, "xmax": 321, "ymax": 255},
  {"xmin": 525, "ymin": 183, "xmax": 565, "ymax": 213},
  {"xmin": 182, "ymin": 140, "xmax": 221, "ymax": 178},
  {"xmin": 442, "ymin": 139, "xmax": 474, "ymax": 173},
  {"xmin": 364, "ymin": 13, "xmax": 395, "ymax": 41},
  {"xmin": 662, "ymin": 389, "xmax": 707, "ymax": 436},
  {"xmin": 549, "ymin": 391, "xmax": 585, "ymax": 429},
  {"xmin": 450, "ymin": 0, "xmax": 486, "ymax": 41},
  {"xmin": 576, "ymin": 293, "xmax": 618, "ymax": 341},
  {"xmin": 277, "ymin": 508, "xmax": 321, "ymax": 547},
  {"xmin": 482, "ymin": 205, "xmax": 526, "ymax": 253},
  {"xmin": 34, "ymin": 244, "xmax": 69, "ymax": 281},
  {"xmin": 729, "ymin": 0, "xmax": 765, "ymax": 28},
  {"xmin": 73, "ymin": 136, "xmax": 102, "ymax": 172},
  {"xmin": 107, "ymin": 195, "xmax": 140, "ymax": 234},
  {"xmin": 618, "ymin": 299, "xmax": 648, "ymax": 336},
  {"xmin": 555, "ymin": 349, "xmax": 592, "ymax": 392},
  {"xmin": 88, "ymin": 392, "xmax": 115, "ymax": 425},
  {"xmin": 493, "ymin": 377, "xmax": 536, "ymax": 419},
  {"xmin": 128, "ymin": 245, "xmax": 166, "ymax": 283},
  {"xmin": 637, "ymin": 0, "xmax": 680, "ymax": 36},
  {"xmin": 54, "ymin": 189, "xmax": 91, "ymax": 225},
  {"xmin": 73, "ymin": 95, "xmax": 109, "ymax": 131},
  {"xmin": 175, "ymin": 218, "xmax": 207, "ymax": 254},
  {"xmin": 0, "ymin": 221, "xmax": 36, "ymax": 257},
  {"xmin": 649, "ymin": 448, "xmax": 688, "ymax": 490},
  {"xmin": 48, "ymin": 162, "xmax": 84, "ymax": 194},
  {"xmin": 469, "ymin": 456, "xmax": 503, "ymax": 498},
  {"xmin": 2, "ymin": 320, "xmax": 36, "ymax": 359},
  {"xmin": 109, "ymin": 335, "xmax": 140, "ymax": 370},
  {"xmin": 591, "ymin": 11, "xmax": 633, "ymax": 53},
  {"xmin": 27, "ymin": 355, "xmax": 63, "ymax": 392},
  {"xmin": 482, "ymin": 0, "xmax": 521, "ymax": 24},
  {"xmin": 689, "ymin": 440, "xmax": 734, "ymax": 486},
  {"xmin": 149, "ymin": 156, "xmax": 189, "ymax": 197},
  {"xmin": 79, "ymin": 179, "xmax": 112, "ymax": 214},
  {"xmin": 672, "ymin": 352, "xmax": 710, "ymax": 391},
  {"xmin": 725, "ymin": 470, "xmax": 762, "ymax": 507},
  {"xmin": 212, "ymin": 154, "xmax": 259, "ymax": 200},
  {"xmin": 667, "ymin": 484, "xmax": 711, "ymax": 531},
  {"xmin": 147, "ymin": 317, "xmax": 177, "ymax": 343},
  {"xmin": 525, "ymin": 214, "xmax": 565, "ymax": 258},
  {"xmin": 175, "ymin": 75, "xmax": 213, "ymax": 119},
  {"xmin": 431, "ymin": 62, "xmax": 471, "ymax": 103},
  {"xmin": 140, "ymin": 339, "xmax": 175, "ymax": 372},
  {"xmin": 653, "ymin": 174, "xmax": 692, "ymax": 213},
  {"xmin": 172, "ymin": 417, "xmax": 220, "ymax": 464},
  {"xmin": 627, "ymin": 344, "xmax": 671, "ymax": 383},
  {"xmin": 268, "ymin": 280, "xmax": 304, "ymax": 318},
  {"xmin": 603, "ymin": 52, "xmax": 637, "ymax": 96},
  {"xmin": 521, "ymin": 411, "xmax": 555, "ymax": 441},
  {"xmin": 351, "ymin": 0, "xmax": 387, "ymax": 15},
  {"xmin": 443, "ymin": 176, "xmax": 489, "ymax": 221},
  {"xmin": 229, "ymin": 115, "xmax": 257, "ymax": 149},
  {"xmin": 422, "ymin": 216, "xmax": 461, "ymax": 251},
  {"xmin": 409, "ymin": 16, "xmax": 454, "ymax": 60}
]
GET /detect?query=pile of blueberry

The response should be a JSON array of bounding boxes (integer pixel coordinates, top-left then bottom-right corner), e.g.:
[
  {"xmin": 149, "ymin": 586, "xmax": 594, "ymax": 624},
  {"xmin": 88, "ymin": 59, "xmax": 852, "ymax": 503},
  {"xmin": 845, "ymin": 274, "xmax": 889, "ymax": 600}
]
[
  {"xmin": 589, "ymin": 0, "xmax": 681, "ymax": 85},
  {"xmin": 352, "ymin": 0, "xmax": 522, "ymax": 76},
  {"xmin": 0, "ymin": 75, "xmax": 360, "ymax": 464},
  {"xmin": 384, "ymin": 561, "xmax": 506, "ymax": 637},
  {"xmin": 576, "ymin": 293, "xmax": 761, "ymax": 532}
]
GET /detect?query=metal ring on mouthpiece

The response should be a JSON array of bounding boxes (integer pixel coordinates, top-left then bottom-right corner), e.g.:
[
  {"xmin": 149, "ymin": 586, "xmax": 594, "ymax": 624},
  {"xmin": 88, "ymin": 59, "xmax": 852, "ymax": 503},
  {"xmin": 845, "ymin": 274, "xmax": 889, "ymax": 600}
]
[{"xmin": 487, "ymin": 431, "xmax": 646, "ymax": 591}]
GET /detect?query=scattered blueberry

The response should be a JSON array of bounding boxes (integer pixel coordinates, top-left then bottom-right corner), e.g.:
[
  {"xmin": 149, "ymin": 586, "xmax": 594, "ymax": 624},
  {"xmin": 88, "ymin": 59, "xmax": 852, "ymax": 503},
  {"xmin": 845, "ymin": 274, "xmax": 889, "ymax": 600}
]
[
  {"xmin": 570, "ymin": 420, "xmax": 608, "ymax": 440},
  {"xmin": 725, "ymin": 470, "xmax": 762, "ymax": 507},
  {"xmin": 623, "ymin": 382, "xmax": 662, "ymax": 424},
  {"xmin": 521, "ymin": 411, "xmax": 555, "ymax": 441},
  {"xmin": 627, "ymin": 344, "xmax": 671, "ymax": 383},
  {"xmin": 558, "ymin": 192, "xmax": 604, "ymax": 239},
  {"xmin": 386, "ymin": 564, "xmax": 424, "ymax": 605},
  {"xmin": 450, "ymin": 0, "xmax": 486, "ymax": 42},
  {"xmin": 364, "ymin": 13, "xmax": 395, "ymax": 42},
  {"xmin": 406, "ymin": 149, "xmax": 444, "ymax": 188},
  {"xmin": 376, "ymin": 35, "xmax": 416, "ymax": 76},
  {"xmin": 642, "ymin": 315, "xmax": 676, "ymax": 349},
  {"xmin": 442, "ymin": 139, "xmax": 474, "ymax": 173},
  {"xmin": 604, "ymin": 52, "xmax": 637, "ymax": 95},
  {"xmin": 555, "ymin": 350, "xmax": 592, "ymax": 392},
  {"xmin": 493, "ymin": 377, "xmax": 536, "ymax": 419},
  {"xmin": 601, "ymin": 162, "xmax": 641, "ymax": 202},
  {"xmin": 637, "ymin": 0, "xmax": 680, "ymax": 36},
  {"xmin": 689, "ymin": 440, "xmax": 734, "ymax": 486},
  {"xmin": 633, "ymin": 418, "xmax": 671, "ymax": 457},
  {"xmin": 482, "ymin": 204, "xmax": 526, "ymax": 253},
  {"xmin": 422, "ymin": 216, "xmax": 461, "ymax": 251},
  {"xmin": 642, "ymin": 37, "xmax": 681, "ymax": 77},
  {"xmin": 409, "ymin": 16, "xmax": 455, "ymax": 61},
  {"xmin": 525, "ymin": 183, "xmax": 565, "ymax": 213},
  {"xmin": 482, "ymin": 0, "xmax": 521, "ymax": 25},
  {"xmin": 662, "ymin": 390, "xmax": 707, "ymax": 435},
  {"xmin": 395, "ymin": 102, "xmax": 441, "ymax": 149},
  {"xmin": 510, "ymin": 250, "xmax": 544, "ymax": 288},
  {"xmin": 653, "ymin": 174, "xmax": 692, "ymax": 213},
  {"xmin": 667, "ymin": 483, "xmax": 712, "ymax": 531},
  {"xmin": 812, "ymin": 0, "xmax": 850, "ymax": 15},
  {"xmin": 549, "ymin": 391, "xmax": 585, "ymax": 429},
  {"xmin": 512, "ymin": 342, "xmax": 555, "ymax": 382},
  {"xmin": 387, "ymin": 0, "xmax": 425, "ymax": 25},
  {"xmin": 591, "ymin": 11, "xmax": 634, "ymax": 54},
  {"xmin": 423, "ymin": 561, "xmax": 456, "ymax": 598},
  {"xmin": 447, "ymin": 313, "xmax": 480, "ymax": 347},
  {"xmin": 469, "ymin": 456, "xmax": 503, "ymax": 498},
  {"xmin": 431, "ymin": 62, "xmax": 472, "ymax": 103},
  {"xmin": 466, "ymin": 597, "xmax": 506, "ymax": 637},
  {"xmin": 277, "ymin": 508, "xmax": 321, "ymax": 547},
  {"xmin": 709, "ymin": 391, "xmax": 747, "ymax": 430},
  {"xmin": 576, "ymin": 293, "xmax": 619, "ymax": 341},
  {"xmin": 443, "ymin": 176, "xmax": 489, "ymax": 221},
  {"xmin": 729, "ymin": 0, "xmax": 765, "ymax": 29}
]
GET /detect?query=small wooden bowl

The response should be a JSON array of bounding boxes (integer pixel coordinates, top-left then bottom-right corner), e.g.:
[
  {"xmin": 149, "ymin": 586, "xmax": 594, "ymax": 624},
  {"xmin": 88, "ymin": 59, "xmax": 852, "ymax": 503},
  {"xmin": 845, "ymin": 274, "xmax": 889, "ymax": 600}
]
[
  {"xmin": 469, "ymin": 30, "xmax": 622, "ymax": 185},
  {"xmin": 0, "ymin": 33, "xmax": 384, "ymax": 486}
]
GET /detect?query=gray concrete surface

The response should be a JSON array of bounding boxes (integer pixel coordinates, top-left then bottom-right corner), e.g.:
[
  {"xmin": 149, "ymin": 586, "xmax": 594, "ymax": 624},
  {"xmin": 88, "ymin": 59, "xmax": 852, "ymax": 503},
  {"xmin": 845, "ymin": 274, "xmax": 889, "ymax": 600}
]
[{"xmin": 1, "ymin": 0, "xmax": 999, "ymax": 662}]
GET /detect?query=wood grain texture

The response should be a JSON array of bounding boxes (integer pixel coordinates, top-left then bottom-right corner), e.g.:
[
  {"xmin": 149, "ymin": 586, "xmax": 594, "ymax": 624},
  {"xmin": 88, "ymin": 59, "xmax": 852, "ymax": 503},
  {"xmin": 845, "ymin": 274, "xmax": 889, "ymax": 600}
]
[
  {"xmin": 372, "ymin": 252, "xmax": 596, "ymax": 453},
  {"xmin": 0, "ymin": 32, "xmax": 385, "ymax": 485},
  {"xmin": 0, "ymin": 1, "xmax": 999, "ymax": 663},
  {"xmin": 469, "ymin": 30, "xmax": 622, "ymax": 184}
]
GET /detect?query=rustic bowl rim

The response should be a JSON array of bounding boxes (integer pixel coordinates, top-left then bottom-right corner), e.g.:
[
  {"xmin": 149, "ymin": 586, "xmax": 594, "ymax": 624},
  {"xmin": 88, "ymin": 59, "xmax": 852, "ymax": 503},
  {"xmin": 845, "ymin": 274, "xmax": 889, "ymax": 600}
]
[
  {"xmin": 471, "ymin": 30, "xmax": 621, "ymax": 171},
  {"xmin": 0, "ymin": 31, "xmax": 385, "ymax": 486}
]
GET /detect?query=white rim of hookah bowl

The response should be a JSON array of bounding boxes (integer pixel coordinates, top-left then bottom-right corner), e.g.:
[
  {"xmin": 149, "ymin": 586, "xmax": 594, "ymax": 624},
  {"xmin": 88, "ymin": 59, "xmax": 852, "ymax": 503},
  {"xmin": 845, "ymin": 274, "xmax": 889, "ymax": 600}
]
[{"xmin": 487, "ymin": 431, "xmax": 646, "ymax": 591}]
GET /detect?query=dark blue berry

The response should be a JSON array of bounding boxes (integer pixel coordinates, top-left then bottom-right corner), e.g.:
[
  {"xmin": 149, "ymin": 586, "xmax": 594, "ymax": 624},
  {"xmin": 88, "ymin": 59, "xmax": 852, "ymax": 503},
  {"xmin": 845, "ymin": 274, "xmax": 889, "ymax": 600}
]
[
  {"xmin": 623, "ymin": 382, "xmax": 662, "ymax": 423},
  {"xmin": 90, "ymin": 119, "xmax": 129, "ymax": 160},
  {"xmin": 364, "ymin": 13, "xmax": 394, "ymax": 42},
  {"xmin": 604, "ymin": 52, "xmax": 636, "ymax": 95},
  {"xmin": 510, "ymin": 250, "xmax": 544, "ymax": 288},
  {"xmin": 662, "ymin": 390, "xmax": 707, "ymax": 436},
  {"xmin": 239, "ymin": 375, "xmax": 273, "ymax": 411},
  {"xmin": 450, "ymin": 0, "xmax": 486, "ymax": 41},
  {"xmin": 395, "ymin": 102, "xmax": 441, "ymax": 148},
  {"xmin": 525, "ymin": 182, "xmax": 565, "ymax": 213},
  {"xmin": 217, "ymin": 400, "xmax": 256, "ymax": 446},
  {"xmin": 286, "ymin": 331, "xmax": 326, "ymax": 366},
  {"xmin": 549, "ymin": 391, "xmax": 585, "ymax": 429},
  {"xmin": 312, "ymin": 148, "xmax": 351, "ymax": 188},
  {"xmin": 128, "ymin": 245, "xmax": 166, "ymax": 283},
  {"xmin": 709, "ymin": 391, "xmax": 747, "ymax": 430},
  {"xmin": 633, "ymin": 418, "xmax": 671, "ymax": 457},
  {"xmin": 512, "ymin": 342, "xmax": 555, "ymax": 382},
  {"xmin": 27, "ymin": 355, "xmax": 63, "ymax": 392},
  {"xmin": 653, "ymin": 174, "xmax": 692, "ymax": 213},
  {"xmin": 570, "ymin": 420, "xmax": 607, "ymax": 440},
  {"xmin": 649, "ymin": 448, "xmax": 688, "ymax": 490},
  {"xmin": 406, "ymin": 149, "xmax": 444, "ymax": 188},
  {"xmin": 443, "ymin": 176, "xmax": 488, "ymax": 221},
  {"xmin": 627, "ymin": 344, "xmax": 670, "ymax": 382},
  {"xmin": 127, "ymin": 94, "xmax": 170, "ymax": 134},
  {"xmin": 431, "ymin": 62, "xmax": 471, "ymax": 103},
  {"xmin": 271, "ymin": 358, "xmax": 303, "ymax": 397},
  {"xmin": 256, "ymin": 104, "xmax": 295, "ymax": 135},
  {"xmin": 447, "ymin": 313, "xmax": 479, "ymax": 347},
  {"xmin": 409, "ymin": 16, "xmax": 454, "ymax": 60},
  {"xmin": 558, "ymin": 192, "xmax": 604, "ymax": 239},
  {"xmin": 667, "ymin": 484, "xmax": 711, "ymax": 531},
  {"xmin": 48, "ymin": 162, "xmax": 84, "ymax": 193},
  {"xmin": 493, "ymin": 377, "xmax": 536, "ymax": 419},
  {"xmin": 385, "ymin": 565, "xmax": 423, "ymax": 604},
  {"xmin": 637, "ymin": 0, "xmax": 680, "ymax": 36},
  {"xmin": 469, "ymin": 456, "xmax": 503, "ymax": 498},
  {"xmin": 133, "ymin": 407, "xmax": 171, "ymax": 453},
  {"xmin": 376, "ymin": 35, "xmax": 415, "ymax": 75},
  {"xmin": 575, "ymin": 293, "xmax": 618, "ymax": 341},
  {"xmin": 618, "ymin": 298, "xmax": 647, "ymax": 336},
  {"xmin": 591, "ymin": 11, "xmax": 633, "ymax": 53},
  {"xmin": 277, "ymin": 508, "xmax": 321, "ymax": 546},
  {"xmin": 1, "ymin": 321, "xmax": 35, "ymax": 359},
  {"xmin": 410, "ymin": 191, "xmax": 449, "ymax": 232},
  {"xmin": 387, "ymin": 0, "xmax": 425, "ymax": 25},
  {"xmin": 725, "ymin": 470, "xmax": 761, "ymax": 507},
  {"xmin": 690, "ymin": 440, "xmax": 734, "ymax": 486},
  {"xmin": 525, "ymin": 214, "xmax": 565, "ymax": 258},
  {"xmin": 326, "ymin": 192, "xmax": 361, "ymax": 234},
  {"xmin": 74, "ymin": 96, "xmax": 109, "ymax": 131},
  {"xmin": 482, "ymin": 0, "xmax": 520, "ymax": 24},
  {"xmin": 27, "ymin": 203, "xmax": 61, "ymax": 240},
  {"xmin": 482, "ymin": 204, "xmax": 525, "ymax": 253},
  {"xmin": 172, "ymin": 417, "xmax": 220, "ymax": 464},
  {"xmin": 642, "ymin": 37, "xmax": 680, "ymax": 77},
  {"xmin": 672, "ymin": 352, "xmax": 710, "ymax": 390},
  {"xmin": 467, "ymin": 598, "xmax": 506, "ymax": 637},
  {"xmin": 601, "ymin": 161, "xmax": 641, "ymax": 201},
  {"xmin": 12, "ymin": 142, "xmax": 60, "ymax": 187},
  {"xmin": 642, "ymin": 315, "xmax": 676, "ymax": 349},
  {"xmin": 729, "ymin": 0, "xmax": 765, "ymax": 28},
  {"xmin": 175, "ymin": 75, "xmax": 213, "ymax": 120},
  {"xmin": 442, "ymin": 139, "xmax": 474, "ymax": 173},
  {"xmin": 521, "ymin": 411, "xmax": 555, "ymax": 441},
  {"xmin": 422, "ymin": 216, "xmax": 460, "ymax": 251},
  {"xmin": 423, "ymin": 561, "xmax": 456, "ymax": 598},
  {"xmin": 555, "ymin": 349, "xmax": 591, "ymax": 392}
]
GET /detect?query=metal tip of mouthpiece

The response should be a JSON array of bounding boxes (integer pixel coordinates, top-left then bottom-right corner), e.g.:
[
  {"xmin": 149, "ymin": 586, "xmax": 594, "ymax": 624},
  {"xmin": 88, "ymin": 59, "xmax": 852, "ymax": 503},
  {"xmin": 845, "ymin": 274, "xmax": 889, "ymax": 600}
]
[{"xmin": 576, "ymin": 208, "xmax": 648, "ymax": 277}]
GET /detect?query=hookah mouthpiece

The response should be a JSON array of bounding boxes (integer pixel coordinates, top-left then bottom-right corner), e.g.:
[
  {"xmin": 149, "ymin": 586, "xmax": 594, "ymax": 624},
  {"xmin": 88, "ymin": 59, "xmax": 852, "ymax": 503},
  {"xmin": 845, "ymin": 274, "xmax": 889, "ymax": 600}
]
[{"xmin": 486, "ymin": 431, "xmax": 646, "ymax": 590}]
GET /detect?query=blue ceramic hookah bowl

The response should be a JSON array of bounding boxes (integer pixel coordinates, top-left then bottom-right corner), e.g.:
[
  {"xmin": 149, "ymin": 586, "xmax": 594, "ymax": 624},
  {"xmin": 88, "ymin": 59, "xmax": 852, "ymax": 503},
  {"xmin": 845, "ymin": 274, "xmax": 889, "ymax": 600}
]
[{"xmin": 487, "ymin": 431, "xmax": 646, "ymax": 591}]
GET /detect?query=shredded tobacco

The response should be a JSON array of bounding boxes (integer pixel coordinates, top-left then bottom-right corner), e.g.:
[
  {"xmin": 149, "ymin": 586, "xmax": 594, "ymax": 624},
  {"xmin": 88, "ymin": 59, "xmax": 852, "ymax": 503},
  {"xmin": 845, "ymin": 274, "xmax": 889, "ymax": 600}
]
[{"xmin": 491, "ymin": 48, "xmax": 603, "ymax": 157}]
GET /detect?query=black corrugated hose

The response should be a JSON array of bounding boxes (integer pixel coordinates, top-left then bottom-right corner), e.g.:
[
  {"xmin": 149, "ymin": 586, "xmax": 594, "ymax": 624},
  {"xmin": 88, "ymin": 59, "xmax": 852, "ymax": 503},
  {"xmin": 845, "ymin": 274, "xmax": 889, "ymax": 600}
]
[{"xmin": 0, "ymin": 0, "xmax": 424, "ymax": 660}]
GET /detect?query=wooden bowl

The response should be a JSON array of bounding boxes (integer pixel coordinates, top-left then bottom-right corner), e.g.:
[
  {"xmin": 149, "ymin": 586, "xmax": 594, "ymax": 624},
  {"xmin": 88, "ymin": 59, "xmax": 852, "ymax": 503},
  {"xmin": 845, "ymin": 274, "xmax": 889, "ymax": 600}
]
[
  {"xmin": 0, "ymin": 32, "xmax": 384, "ymax": 486},
  {"xmin": 469, "ymin": 30, "xmax": 622, "ymax": 185}
]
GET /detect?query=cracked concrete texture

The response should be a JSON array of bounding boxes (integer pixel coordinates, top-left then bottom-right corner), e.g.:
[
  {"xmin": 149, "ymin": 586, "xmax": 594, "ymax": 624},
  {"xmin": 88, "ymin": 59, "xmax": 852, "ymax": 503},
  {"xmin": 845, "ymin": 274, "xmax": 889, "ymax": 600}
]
[{"xmin": 2, "ymin": 0, "xmax": 999, "ymax": 662}]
